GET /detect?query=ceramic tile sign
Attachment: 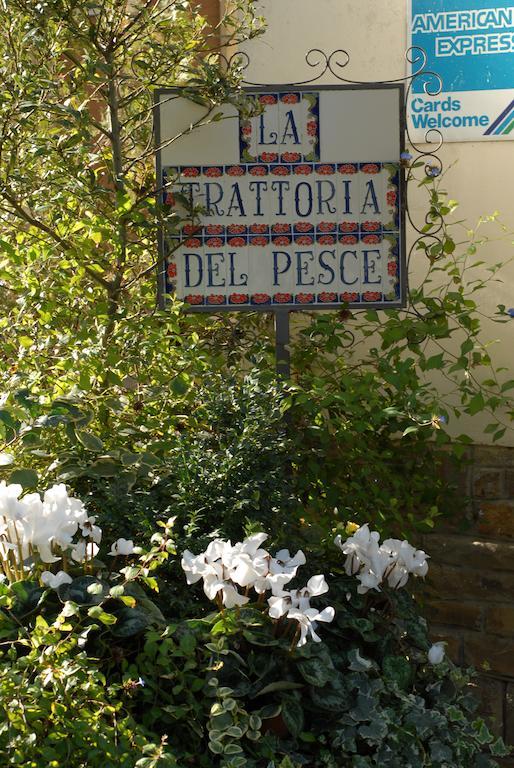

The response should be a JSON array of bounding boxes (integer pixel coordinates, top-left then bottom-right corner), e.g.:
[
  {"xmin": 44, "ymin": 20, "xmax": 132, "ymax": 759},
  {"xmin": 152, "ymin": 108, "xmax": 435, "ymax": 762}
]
[
  {"xmin": 155, "ymin": 85, "xmax": 405, "ymax": 310},
  {"xmin": 409, "ymin": 1, "xmax": 514, "ymax": 141}
]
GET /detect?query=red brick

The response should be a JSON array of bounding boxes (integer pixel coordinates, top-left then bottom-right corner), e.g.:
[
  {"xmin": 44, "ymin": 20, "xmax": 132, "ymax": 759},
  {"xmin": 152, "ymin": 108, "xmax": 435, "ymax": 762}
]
[
  {"xmin": 479, "ymin": 502, "xmax": 514, "ymax": 538},
  {"xmin": 422, "ymin": 533, "xmax": 514, "ymax": 573},
  {"xmin": 423, "ymin": 562, "xmax": 514, "ymax": 603},
  {"xmin": 424, "ymin": 600, "xmax": 483, "ymax": 631},
  {"xmin": 485, "ymin": 604, "xmax": 514, "ymax": 636},
  {"xmin": 474, "ymin": 445, "xmax": 514, "ymax": 468},
  {"xmin": 505, "ymin": 469, "xmax": 514, "ymax": 498},
  {"xmin": 473, "ymin": 468, "xmax": 503, "ymax": 499},
  {"xmin": 463, "ymin": 632, "xmax": 514, "ymax": 678}
]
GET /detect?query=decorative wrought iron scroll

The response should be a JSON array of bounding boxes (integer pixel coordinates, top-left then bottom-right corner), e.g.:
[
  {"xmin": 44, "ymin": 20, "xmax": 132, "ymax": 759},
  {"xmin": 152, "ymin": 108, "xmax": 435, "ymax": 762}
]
[{"xmin": 219, "ymin": 45, "xmax": 446, "ymax": 319}]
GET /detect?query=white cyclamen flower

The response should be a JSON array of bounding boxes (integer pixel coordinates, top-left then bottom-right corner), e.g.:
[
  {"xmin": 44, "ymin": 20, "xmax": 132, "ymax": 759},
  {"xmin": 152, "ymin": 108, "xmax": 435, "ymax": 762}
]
[
  {"xmin": 0, "ymin": 482, "xmax": 24, "ymax": 521},
  {"xmin": 269, "ymin": 548, "xmax": 306, "ymax": 576},
  {"xmin": 80, "ymin": 516, "xmax": 102, "ymax": 545},
  {"xmin": 428, "ymin": 642, "xmax": 446, "ymax": 665},
  {"xmin": 228, "ymin": 552, "xmax": 266, "ymax": 588},
  {"xmin": 382, "ymin": 538, "xmax": 429, "ymax": 585},
  {"xmin": 288, "ymin": 606, "xmax": 335, "ymax": 646},
  {"xmin": 109, "ymin": 538, "xmax": 135, "ymax": 556},
  {"xmin": 182, "ymin": 535, "xmax": 314, "ymax": 615},
  {"xmin": 219, "ymin": 583, "xmax": 249, "ymax": 609},
  {"xmin": 268, "ymin": 574, "xmax": 330, "ymax": 618},
  {"xmin": 42, "ymin": 484, "xmax": 88, "ymax": 550},
  {"xmin": 268, "ymin": 574, "xmax": 334, "ymax": 646},
  {"xmin": 182, "ymin": 535, "xmax": 270, "ymax": 608},
  {"xmin": 72, "ymin": 540, "xmax": 100, "ymax": 563},
  {"xmin": 235, "ymin": 532, "xmax": 269, "ymax": 557},
  {"xmin": 336, "ymin": 524, "xmax": 381, "ymax": 577},
  {"xmin": 336, "ymin": 526, "xmax": 429, "ymax": 594},
  {"xmin": 41, "ymin": 570, "xmax": 73, "ymax": 589},
  {"xmin": 0, "ymin": 482, "xmax": 92, "ymax": 569},
  {"xmin": 203, "ymin": 564, "xmax": 250, "ymax": 608},
  {"xmin": 181, "ymin": 549, "xmax": 209, "ymax": 584}
]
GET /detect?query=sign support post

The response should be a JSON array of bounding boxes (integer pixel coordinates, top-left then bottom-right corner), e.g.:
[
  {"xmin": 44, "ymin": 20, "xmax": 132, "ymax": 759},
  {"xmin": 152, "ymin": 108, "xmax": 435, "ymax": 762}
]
[{"xmin": 274, "ymin": 310, "xmax": 290, "ymax": 379}]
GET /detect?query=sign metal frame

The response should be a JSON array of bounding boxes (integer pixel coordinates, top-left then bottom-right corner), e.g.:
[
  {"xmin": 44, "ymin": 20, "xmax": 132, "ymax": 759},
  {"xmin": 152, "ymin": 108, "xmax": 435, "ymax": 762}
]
[{"xmin": 154, "ymin": 82, "xmax": 407, "ymax": 315}]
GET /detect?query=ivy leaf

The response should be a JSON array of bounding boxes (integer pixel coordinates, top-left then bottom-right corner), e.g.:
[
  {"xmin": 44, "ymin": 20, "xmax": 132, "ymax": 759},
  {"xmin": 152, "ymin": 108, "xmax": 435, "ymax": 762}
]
[
  {"xmin": 490, "ymin": 737, "xmax": 510, "ymax": 757},
  {"xmin": 382, "ymin": 655, "xmax": 412, "ymax": 690},
  {"xmin": 87, "ymin": 605, "xmax": 117, "ymax": 625}
]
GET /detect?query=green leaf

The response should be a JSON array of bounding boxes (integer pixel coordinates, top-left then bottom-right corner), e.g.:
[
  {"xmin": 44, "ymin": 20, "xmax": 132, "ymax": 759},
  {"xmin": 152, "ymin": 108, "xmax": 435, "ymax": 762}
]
[
  {"xmin": 281, "ymin": 696, "xmax": 304, "ymax": 737},
  {"xmin": 490, "ymin": 737, "xmax": 510, "ymax": 757},
  {"xmin": 9, "ymin": 581, "xmax": 45, "ymax": 615},
  {"xmin": 467, "ymin": 392, "xmax": 485, "ymax": 415},
  {"xmin": 76, "ymin": 431, "xmax": 104, "ymax": 452},
  {"xmin": 119, "ymin": 595, "xmax": 136, "ymax": 608},
  {"xmin": 19, "ymin": 335, "xmax": 33, "ymax": 349},
  {"xmin": 297, "ymin": 657, "xmax": 331, "ymax": 687},
  {"xmin": 179, "ymin": 633, "xmax": 197, "ymax": 654},
  {"xmin": 87, "ymin": 606, "xmax": 117, "ymax": 625},
  {"xmin": 382, "ymin": 655, "xmax": 412, "ymax": 690},
  {"xmin": 111, "ymin": 606, "xmax": 149, "ymax": 638},
  {"xmin": 474, "ymin": 719, "xmax": 493, "ymax": 745},
  {"xmin": 0, "ymin": 239, "xmax": 16, "ymax": 258},
  {"xmin": 9, "ymin": 468, "xmax": 38, "ymax": 488},
  {"xmin": 86, "ymin": 458, "xmax": 119, "ymax": 477},
  {"xmin": 224, "ymin": 744, "xmax": 243, "ymax": 755},
  {"xmin": 424, "ymin": 353, "xmax": 444, "ymax": 370},
  {"xmin": 257, "ymin": 704, "xmax": 282, "ymax": 720},
  {"xmin": 86, "ymin": 582, "xmax": 104, "ymax": 596},
  {"xmin": 347, "ymin": 648, "xmax": 375, "ymax": 672},
  {"xmin": 171, "ymin": 373, "xmax": 190, "ymax": 395},
  {"xmin": 59, "ymin": 576, "xmax": 104, "ymax": 607},
  {"xmin": 253, "ymin": 681, "xmax": 304, "ymax": 697}
]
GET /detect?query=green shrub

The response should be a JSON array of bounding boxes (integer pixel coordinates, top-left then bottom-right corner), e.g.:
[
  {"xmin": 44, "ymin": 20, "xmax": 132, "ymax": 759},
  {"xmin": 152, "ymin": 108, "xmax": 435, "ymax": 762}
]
[{"xmin": 0, "ymin": 647, "xmax": 171, "ymax": 768}]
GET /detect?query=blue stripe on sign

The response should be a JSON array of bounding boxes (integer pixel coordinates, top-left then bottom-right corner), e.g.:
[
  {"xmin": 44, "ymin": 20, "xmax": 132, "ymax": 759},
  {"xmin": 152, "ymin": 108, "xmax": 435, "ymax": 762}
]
[
  {"xmin": 485, "ymin": 100, "xmax": 514, "ymax": 135},
  {"xmin": 493, "ymin": 106, "xmax": 514, "ymax": 135},
  {"xmin": 492, "ymin": 108, "xmax": 514, "ymax": 135}
]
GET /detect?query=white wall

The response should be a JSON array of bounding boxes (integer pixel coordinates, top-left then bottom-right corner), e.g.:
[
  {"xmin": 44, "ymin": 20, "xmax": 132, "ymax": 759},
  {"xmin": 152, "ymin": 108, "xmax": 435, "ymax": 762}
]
[{"xmin": 243, "ymin": 0, "xmax": 514, "ymax": 444}]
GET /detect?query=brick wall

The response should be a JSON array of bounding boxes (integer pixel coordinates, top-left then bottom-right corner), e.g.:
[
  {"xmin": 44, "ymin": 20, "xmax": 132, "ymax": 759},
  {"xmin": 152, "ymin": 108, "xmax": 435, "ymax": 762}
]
[{"xmin": 420, "ymin": 445, "xmax": 514, "ymax": 763}]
